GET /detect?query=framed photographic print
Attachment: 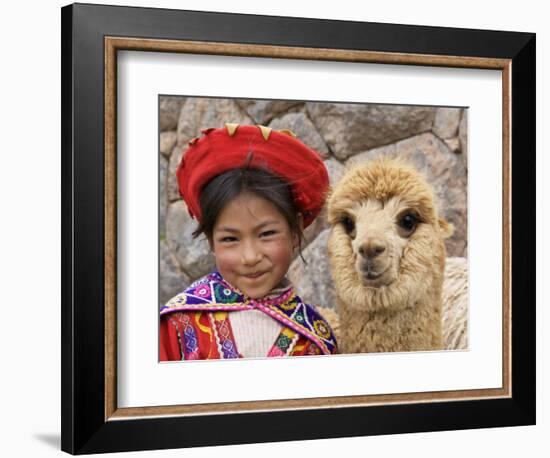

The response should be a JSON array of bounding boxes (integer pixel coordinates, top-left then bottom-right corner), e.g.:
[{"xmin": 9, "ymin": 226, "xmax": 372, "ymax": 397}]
[{"xmin": 61, "ymin": 3, "xmax": 536, "ymax": 454}]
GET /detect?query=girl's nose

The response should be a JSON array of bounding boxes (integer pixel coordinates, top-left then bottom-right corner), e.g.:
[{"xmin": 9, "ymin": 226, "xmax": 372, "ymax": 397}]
[{"xmin": 241, "ymin": 241, "xmax": 262, "ymax": 265}]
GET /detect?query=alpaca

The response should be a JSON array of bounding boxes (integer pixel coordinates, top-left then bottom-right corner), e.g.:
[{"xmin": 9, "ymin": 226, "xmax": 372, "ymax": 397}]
[
  {"xmin": 326, "ymin": 157, "xmax": 454, "ymax": 353},
  {"xmin": 317, "ymin": 257, "xmax": 469, "ymax": 351},
  {"xmin": 441, "ymin": 256, "xmax": 468, "ymax": 350}
]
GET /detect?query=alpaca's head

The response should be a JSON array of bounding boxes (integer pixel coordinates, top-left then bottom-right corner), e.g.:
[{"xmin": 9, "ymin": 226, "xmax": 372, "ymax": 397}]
[{"xmin": 327, "ymin": 157, "xmax": 453, "ymax": 311}]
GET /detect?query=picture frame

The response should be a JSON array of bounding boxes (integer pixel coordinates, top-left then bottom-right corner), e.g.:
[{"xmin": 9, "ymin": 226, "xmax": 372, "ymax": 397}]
[{"xmin": 61, "ymin": 2, "xmax": 535, "ymax": 454}]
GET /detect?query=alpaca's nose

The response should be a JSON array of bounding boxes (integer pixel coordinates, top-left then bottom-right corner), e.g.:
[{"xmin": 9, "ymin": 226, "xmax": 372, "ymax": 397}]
[{"xmin": 358, "ymin": 238, "xmax": 387, "ymax": 259}]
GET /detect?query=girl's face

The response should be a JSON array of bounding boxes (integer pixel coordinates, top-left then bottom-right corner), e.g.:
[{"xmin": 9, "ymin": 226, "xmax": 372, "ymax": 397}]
[{"xmin": 210, "ymin": 192, "xmax": 299, "ymax": 299}]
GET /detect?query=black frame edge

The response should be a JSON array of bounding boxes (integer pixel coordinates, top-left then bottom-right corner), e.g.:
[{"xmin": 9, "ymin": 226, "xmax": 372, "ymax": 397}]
[
  {"xmin": 510, "ymin": 33, "xmax": 536, "ymax": 424},
  {"xmin": 78, "ymin": 397, "xmax": 532, "ymax": 454},
  {"xmin": 61, "ymin": 3, "xmax": 75, "ymax": 455},
  {"xmin": 72, "ymin": 2, "xmax": 532, "ymax": 58},
  {"xmin": 61, "ymin": 3, "xmax": 537, "ymax": 454}
]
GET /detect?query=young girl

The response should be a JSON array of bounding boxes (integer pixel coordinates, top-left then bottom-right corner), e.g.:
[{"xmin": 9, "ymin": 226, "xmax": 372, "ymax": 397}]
[{"xmin": 160, "ymin": 123, "xmax": 338, "ymax": 360}]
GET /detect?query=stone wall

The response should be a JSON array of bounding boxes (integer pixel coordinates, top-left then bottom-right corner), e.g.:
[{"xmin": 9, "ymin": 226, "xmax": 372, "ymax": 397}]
[{"xmin": 159, "ymin": 96, "xmax": 468, "ymax": 308}]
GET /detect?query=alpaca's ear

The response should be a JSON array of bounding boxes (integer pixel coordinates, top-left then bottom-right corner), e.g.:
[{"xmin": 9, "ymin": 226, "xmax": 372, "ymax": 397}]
[{"xmin": 438, "ymin": 217, "xmax": 454, "ymax": 238}]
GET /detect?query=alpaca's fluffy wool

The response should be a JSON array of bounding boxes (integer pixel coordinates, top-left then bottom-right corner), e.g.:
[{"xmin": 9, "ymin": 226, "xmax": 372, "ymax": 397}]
[{"xmin": 327, "ymin": 158, "xmax": 453, "ymax": 353}]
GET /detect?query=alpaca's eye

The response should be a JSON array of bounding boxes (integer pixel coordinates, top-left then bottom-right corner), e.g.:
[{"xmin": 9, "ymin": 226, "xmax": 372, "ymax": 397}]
[
  {"xmin": 341, "ymin": 216, "xmax": 356, "ymax": 236},
  {"xmin": 397, "ymin": 212, "xmax": 419, "ymax": 237}
]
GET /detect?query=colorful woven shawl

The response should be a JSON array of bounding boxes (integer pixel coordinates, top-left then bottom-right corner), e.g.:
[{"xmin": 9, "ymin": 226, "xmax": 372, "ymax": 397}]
[{"xmin": 160, "ymin": 271, "xmax": 338, "ymax": 356}]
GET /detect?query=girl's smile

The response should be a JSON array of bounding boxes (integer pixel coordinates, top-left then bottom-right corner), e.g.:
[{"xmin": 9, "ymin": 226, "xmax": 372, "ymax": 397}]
[
  {"xmin": 210, "ymin": 192, "xmax": 299, "ymax": 299},
  {"xmin": 243, "ymin": 271, "xmax": 266, "ymax": 279}
]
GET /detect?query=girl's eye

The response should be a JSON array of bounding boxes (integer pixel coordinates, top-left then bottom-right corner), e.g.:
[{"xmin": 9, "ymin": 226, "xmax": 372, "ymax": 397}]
[
  {"xmin": 260, "ymin": 230, "xmax": 276, "ymax": 238},
  {"xmin": 220, "ymin": 236, "xmax": 237, "ymax": 243}
]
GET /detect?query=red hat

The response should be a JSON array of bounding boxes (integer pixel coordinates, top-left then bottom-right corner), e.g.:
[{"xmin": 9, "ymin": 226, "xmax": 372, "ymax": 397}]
[{"xmin": 177, "ymin": 124, "xmax": 329, "ymax": 228}]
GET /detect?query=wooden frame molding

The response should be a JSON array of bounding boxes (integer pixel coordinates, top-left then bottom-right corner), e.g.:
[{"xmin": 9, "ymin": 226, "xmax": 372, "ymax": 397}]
[{"xmin": 104, "ymin": 36, "xmax": 512, "ymax": 422}]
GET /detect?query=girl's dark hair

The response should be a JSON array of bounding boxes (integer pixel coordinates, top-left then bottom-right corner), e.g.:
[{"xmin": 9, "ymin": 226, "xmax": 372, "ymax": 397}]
[{"xmin": 192, "ymin": 155, "xmax": 306, "ymax": 262}]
